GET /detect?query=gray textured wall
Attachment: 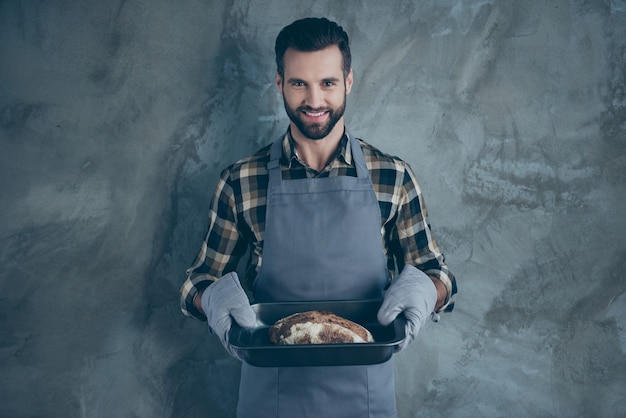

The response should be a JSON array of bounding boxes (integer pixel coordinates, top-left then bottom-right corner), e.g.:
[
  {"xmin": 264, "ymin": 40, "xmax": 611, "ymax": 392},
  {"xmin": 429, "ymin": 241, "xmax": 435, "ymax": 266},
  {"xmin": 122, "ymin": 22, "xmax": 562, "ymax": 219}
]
[{"xmin": 1, "ymin": 1, "xmax": 625, "ymax": 417}]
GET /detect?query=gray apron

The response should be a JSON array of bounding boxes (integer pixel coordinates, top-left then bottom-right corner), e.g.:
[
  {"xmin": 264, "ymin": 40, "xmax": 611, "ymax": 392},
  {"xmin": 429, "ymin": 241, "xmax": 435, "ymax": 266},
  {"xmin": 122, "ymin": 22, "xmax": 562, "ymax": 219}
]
[{"xmin": 237, "ymin": 133, "xmax": 397, "ymax": 418}]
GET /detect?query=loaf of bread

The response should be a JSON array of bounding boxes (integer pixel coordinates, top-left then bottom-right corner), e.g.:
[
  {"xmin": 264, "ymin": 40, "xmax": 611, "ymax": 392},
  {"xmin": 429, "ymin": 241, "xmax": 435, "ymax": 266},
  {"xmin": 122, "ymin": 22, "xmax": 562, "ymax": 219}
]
[{"xmin": 268, "ymin": 310, "xmax": 374, "ymax": 345}]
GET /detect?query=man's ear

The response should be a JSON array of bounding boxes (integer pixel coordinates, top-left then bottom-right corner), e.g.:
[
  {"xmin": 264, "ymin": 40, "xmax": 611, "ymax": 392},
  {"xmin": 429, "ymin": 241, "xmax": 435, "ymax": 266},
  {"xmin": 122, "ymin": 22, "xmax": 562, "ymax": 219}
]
[
  {"xmin": 345, "ymin": 68, "xmax": 354, "ymax": 95},
  {"xmin": 276, "ymin": 71, "xmax": 283, "ymax": 95}
]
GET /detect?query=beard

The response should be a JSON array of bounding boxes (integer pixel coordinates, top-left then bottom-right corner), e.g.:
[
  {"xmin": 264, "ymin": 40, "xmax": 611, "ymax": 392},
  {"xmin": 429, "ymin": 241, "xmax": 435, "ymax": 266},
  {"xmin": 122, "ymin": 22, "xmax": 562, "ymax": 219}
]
[{"xmin": 283, "ymin": 95, "xmax": 346, "ymax": 140}]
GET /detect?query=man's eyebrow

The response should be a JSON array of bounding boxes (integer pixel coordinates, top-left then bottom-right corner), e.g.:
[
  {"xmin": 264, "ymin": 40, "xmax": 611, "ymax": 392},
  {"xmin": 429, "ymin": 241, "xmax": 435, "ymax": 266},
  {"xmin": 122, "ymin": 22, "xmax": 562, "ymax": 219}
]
[{"xmin": 286, "ymin": 77, "xmax": 342, "ymax": 84}]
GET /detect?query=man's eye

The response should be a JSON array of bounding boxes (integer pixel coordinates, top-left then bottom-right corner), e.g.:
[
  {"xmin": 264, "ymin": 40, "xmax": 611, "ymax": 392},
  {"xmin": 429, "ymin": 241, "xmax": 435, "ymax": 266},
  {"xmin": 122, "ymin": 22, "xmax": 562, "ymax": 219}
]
[
  {"xmin": 323, "ymin": 81, "xmax": 335, "ymax": 87},
  {"xmin": 292, "ymin": 81, "xmax": 305, "ymax": 87}
]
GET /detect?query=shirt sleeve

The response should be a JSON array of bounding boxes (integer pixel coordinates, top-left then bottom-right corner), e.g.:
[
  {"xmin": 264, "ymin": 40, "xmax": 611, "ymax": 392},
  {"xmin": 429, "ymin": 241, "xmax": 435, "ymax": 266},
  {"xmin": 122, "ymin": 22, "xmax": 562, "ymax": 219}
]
[
  {"xmin": 179, "ymin": 168, "xmax": 247, "ymax": 320},
  {"xmin": 395, "ymin": 163, "xmax": 457, "ymax": 313}
]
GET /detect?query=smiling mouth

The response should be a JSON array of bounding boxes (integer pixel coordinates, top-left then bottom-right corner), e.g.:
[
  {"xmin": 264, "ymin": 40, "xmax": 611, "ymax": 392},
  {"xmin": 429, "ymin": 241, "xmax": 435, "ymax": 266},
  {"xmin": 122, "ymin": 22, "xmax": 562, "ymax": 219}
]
[{"xmin": 302, "ymin": 109, "xmax": 329, "ymax": 121}]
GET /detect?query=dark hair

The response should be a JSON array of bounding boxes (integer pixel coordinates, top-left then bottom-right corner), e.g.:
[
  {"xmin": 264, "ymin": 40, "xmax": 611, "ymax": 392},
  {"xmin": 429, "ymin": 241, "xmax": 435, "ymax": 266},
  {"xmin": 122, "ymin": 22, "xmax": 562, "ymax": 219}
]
[{"xmin": 275, "ymin": 17, "xmax": 351, "ymax": 79}]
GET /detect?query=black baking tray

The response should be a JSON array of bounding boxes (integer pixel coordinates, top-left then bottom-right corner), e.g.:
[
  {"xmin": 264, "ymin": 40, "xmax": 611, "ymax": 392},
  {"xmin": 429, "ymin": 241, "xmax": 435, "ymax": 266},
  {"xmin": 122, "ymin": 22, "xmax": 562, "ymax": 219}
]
[{"xmin": 229, "ymin": 299, "xmax": 406, "ymax": 367}]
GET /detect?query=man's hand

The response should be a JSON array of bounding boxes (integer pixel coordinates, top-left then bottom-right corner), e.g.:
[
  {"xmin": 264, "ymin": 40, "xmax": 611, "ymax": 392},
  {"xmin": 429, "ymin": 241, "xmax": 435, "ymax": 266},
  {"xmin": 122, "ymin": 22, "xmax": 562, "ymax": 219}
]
[
  {"xmin": 198, "ymin": 272, "xmax": 256, "ymax": 359},
  {"xmin": 377, "ymin": 265, "xmax": 437, "ymax": 352}
]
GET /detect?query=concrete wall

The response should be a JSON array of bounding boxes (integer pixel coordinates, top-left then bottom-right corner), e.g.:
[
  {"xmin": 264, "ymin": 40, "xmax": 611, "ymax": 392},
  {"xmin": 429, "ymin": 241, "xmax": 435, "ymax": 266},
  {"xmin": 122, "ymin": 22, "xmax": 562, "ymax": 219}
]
[{"xmin": 1, "ymin": 1, "xmax": 624, "ymax": 417}]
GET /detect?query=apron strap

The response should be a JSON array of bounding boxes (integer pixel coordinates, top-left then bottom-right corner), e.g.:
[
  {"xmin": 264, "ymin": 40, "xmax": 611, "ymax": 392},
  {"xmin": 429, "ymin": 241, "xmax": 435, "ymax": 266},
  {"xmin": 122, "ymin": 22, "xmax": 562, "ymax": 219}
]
[
  {"xmin": 268, "ymin": 136, "xmax": 283, "ymax": 185},
  {"xmin": 347, "ymin": 132, "xmax": 370, "ymax": 180}
]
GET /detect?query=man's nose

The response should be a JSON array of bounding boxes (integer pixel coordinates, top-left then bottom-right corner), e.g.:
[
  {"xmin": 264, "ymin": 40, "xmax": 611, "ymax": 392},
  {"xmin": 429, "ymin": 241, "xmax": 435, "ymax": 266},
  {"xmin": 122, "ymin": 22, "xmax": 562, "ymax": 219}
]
[{"xmin": 304, "ymin": 85, "xmax": 324, "ymax": 108}]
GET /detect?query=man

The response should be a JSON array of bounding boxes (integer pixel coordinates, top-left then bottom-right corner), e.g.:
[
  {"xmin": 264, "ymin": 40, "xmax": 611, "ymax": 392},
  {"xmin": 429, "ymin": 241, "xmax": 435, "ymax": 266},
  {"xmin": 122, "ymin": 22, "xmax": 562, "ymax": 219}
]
[{"xmin": 180, "ymin": 17, "xmax": 457, "ymax": 418}]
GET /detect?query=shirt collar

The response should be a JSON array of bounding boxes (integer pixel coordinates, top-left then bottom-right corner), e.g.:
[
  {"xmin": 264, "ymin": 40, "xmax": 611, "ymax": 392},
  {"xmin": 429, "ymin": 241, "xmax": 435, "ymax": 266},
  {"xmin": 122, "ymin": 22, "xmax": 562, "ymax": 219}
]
[{"xmin": 281, "ymin": 128, "xmax": 352, "ymax": 169}]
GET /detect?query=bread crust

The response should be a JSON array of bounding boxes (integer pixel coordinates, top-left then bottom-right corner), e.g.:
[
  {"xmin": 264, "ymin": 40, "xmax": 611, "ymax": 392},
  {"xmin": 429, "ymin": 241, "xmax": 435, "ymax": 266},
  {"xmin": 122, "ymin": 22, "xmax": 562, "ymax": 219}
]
[{"xmin": 269, "ymin": 310, "xmax": 374, "ymax": 344}]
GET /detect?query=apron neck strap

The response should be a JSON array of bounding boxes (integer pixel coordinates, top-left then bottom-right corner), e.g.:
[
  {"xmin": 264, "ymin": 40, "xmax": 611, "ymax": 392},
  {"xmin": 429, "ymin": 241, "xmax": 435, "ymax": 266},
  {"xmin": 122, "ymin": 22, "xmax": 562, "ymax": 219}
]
[
  {"xmin": 268, "ymin": 135, "xmax": 284, "ymax": 184},
  {"xmin": 347, "ymin": 132, "xmax": 370, "ymax": 179},
  {"xmin": 268, "ymin": 131, "xmax": 370, "ymax": 183}
]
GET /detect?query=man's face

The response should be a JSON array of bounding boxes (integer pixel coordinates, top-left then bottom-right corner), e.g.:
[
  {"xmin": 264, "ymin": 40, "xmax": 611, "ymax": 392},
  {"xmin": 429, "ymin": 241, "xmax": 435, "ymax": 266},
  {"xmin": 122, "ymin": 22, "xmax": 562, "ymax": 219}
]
[{"xmin": 277, "ymin": 46, "xmax": 353, "ymax": 141}]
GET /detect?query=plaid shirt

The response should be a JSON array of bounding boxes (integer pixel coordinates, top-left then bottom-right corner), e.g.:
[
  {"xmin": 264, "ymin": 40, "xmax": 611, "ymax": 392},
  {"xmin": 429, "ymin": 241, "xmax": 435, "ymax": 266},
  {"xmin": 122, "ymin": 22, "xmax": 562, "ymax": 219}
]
[{"xmin": 180, "ymin": 131, "xmax": 457, "ymax": 320}]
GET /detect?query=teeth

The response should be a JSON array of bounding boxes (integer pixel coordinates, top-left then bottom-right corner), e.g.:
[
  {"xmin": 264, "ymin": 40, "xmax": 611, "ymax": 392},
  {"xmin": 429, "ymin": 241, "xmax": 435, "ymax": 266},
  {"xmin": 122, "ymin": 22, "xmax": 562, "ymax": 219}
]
[{"xmin": 306, "ymin": 111, "xmax": 325, "ymax": 117}]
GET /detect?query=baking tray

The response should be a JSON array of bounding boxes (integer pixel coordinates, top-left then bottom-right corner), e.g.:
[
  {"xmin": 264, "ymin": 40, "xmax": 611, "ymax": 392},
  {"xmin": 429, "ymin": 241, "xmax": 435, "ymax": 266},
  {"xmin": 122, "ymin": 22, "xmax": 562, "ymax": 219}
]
[{"xmin": 229, "ymin": 299, "xmax": 406, "ymax": 367}]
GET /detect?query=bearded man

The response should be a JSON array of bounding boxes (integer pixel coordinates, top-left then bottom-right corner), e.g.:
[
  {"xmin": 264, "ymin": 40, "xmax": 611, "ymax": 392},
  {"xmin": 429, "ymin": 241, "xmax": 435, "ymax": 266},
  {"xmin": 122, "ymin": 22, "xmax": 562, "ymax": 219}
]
[{"xmin": 180, "ymin": 17, "xmax": 457, "ymax": 418}]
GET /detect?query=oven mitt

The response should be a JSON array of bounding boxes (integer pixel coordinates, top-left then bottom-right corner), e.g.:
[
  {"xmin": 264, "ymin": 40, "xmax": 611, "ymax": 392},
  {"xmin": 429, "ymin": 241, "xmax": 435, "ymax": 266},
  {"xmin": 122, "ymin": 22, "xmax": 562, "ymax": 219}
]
[
  {"xmin": 377, "ymin": 265, "xmax": 437, "ymax": 353},
  {"xmin": 200, "ymin": 272, "xmax": 256, "ymax": 360}
]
